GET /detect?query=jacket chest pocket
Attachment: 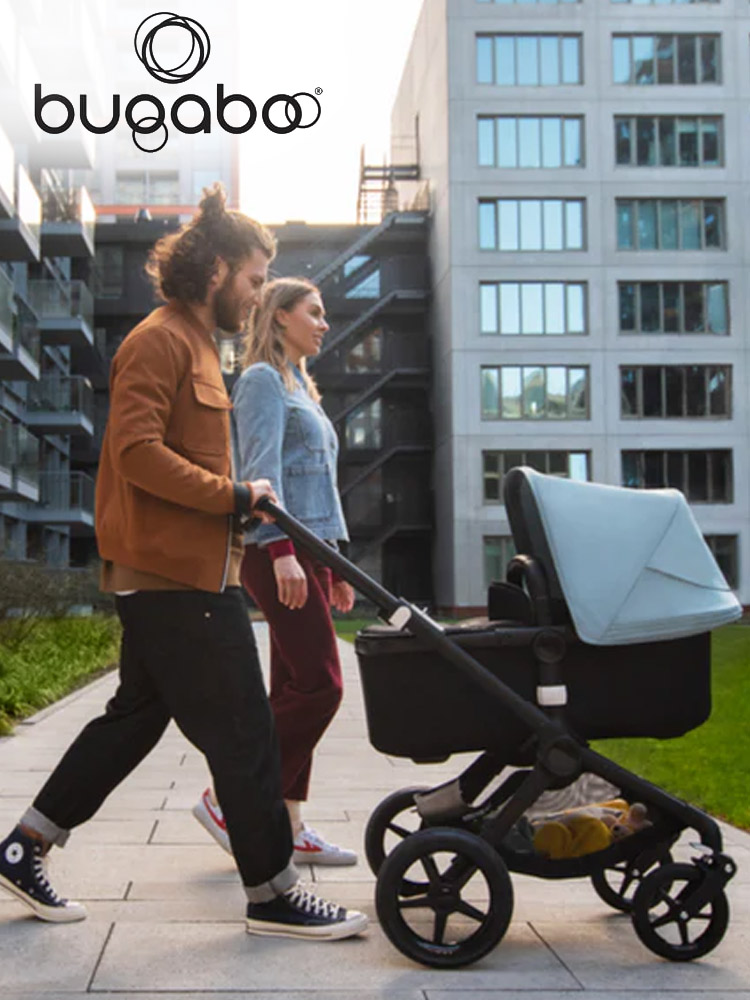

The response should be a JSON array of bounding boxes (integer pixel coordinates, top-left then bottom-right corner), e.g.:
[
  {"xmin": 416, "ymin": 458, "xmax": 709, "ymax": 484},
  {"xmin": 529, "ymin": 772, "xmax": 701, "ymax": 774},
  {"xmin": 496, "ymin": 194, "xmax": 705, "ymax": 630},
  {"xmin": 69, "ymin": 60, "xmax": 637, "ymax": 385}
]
[
  {"xmin": 181, "ymin": 377, "xmax": 231, "ymax": 458},
  {"xmin": 288, "ymin": 403, "xmax": 329, "ymax": 456}
]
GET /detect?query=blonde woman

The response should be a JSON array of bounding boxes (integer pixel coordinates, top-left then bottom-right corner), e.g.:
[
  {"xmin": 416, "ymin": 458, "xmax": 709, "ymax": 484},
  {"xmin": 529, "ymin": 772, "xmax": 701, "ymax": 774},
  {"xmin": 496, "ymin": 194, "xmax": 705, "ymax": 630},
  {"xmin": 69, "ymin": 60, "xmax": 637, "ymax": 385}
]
[{"xmin": 193, "ymin": 278, "xmax": 357, "ymax": 866}]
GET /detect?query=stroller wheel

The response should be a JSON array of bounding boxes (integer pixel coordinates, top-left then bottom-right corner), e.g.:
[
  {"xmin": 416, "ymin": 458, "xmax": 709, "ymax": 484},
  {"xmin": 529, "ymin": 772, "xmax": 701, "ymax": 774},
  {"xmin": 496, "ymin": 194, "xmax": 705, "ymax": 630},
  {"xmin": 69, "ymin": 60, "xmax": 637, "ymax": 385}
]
[
  {"xmin": 631, "ymin": 862, "xmax": 729, "ymax": 961},
  {"xmin": 591, "ymin": 848, "xmax": 673, "ymax": 913},
  {"xmin": 376, "ymin": 827, "xmax": 513, "ymax": 968},
  {"xmin": 365, "ymin": 786, "xmax": 430, "ymax": 879}
]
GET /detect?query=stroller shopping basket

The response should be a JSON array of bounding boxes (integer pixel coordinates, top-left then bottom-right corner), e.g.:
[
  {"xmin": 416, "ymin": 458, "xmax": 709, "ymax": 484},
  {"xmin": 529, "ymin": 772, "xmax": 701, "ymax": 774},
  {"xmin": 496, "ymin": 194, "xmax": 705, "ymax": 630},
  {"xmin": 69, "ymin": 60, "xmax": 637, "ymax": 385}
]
[{"xmin": 354, "ymin": 625, "xmax": 710, "ymax": 762}]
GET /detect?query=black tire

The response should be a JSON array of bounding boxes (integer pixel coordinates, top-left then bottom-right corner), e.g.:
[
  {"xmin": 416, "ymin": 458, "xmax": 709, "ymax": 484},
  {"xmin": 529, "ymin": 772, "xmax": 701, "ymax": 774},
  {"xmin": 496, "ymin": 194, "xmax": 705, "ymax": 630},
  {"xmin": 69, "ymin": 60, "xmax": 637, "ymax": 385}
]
[
  {"xmin": 365, "ymin": 786, "xmax": 430, "ymax": 878},
  {"xmin": 631, "ymin": 862, "xmax": 729, "ymax": 961},
  {"xmin": 591, "ymin": 849, "xmax": 673, "ymax": 914},
  {"xmin": 376, "ymin": 827, "xmax": 514, "ymax": 969}
]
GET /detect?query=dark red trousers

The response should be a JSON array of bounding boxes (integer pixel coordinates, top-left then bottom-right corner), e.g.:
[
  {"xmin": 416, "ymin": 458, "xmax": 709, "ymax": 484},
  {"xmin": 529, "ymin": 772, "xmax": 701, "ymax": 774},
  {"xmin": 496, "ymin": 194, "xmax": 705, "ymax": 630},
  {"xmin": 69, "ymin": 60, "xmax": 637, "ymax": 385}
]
[{"xmin": 240, "ymin": 545, "xmax": 343, "ymax": 801}]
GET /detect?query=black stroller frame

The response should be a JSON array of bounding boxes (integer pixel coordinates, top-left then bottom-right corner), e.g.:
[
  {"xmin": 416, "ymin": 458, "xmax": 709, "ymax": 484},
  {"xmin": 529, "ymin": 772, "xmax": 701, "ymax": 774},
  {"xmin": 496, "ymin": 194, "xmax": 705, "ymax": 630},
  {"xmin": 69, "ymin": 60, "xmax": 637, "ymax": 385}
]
[{"xmin": 256, "ymin": 470, "xmax": 737, "ymax": 969}]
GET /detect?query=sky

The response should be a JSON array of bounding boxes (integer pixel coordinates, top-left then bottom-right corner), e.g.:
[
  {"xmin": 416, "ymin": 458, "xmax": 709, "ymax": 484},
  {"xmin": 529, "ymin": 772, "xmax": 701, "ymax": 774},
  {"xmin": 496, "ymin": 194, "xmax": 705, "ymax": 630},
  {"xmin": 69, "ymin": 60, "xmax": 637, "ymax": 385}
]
[{"xmin": 237, "ymin": 0, "xmax": 425, "ymax": 225}]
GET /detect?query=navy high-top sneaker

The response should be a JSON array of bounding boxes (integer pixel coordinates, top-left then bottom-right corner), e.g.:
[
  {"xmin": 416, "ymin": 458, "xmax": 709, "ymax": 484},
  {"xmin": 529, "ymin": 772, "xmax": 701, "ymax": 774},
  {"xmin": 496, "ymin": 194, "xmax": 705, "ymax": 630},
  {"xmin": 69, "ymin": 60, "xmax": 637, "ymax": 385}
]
[{"xmin": 0, "ymin": 826, "xmax": 86, "ymax": 922}]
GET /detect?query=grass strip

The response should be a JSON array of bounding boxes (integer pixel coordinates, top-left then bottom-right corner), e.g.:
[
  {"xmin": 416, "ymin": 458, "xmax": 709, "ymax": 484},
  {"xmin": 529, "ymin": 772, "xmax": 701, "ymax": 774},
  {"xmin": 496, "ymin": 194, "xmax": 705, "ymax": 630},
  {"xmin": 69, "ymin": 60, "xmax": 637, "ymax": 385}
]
[{"xmin": 0, "ymin": 616, "xmax": 121, "ymax": 735}]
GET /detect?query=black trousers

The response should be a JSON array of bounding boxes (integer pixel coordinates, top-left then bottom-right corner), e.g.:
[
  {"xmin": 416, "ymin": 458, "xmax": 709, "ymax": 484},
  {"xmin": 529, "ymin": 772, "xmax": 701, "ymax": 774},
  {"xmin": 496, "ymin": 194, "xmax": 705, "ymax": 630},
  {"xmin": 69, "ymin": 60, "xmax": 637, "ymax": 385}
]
[{"xmin": 31, "ymin": 588, "xmax": 295, "ymax": 895}]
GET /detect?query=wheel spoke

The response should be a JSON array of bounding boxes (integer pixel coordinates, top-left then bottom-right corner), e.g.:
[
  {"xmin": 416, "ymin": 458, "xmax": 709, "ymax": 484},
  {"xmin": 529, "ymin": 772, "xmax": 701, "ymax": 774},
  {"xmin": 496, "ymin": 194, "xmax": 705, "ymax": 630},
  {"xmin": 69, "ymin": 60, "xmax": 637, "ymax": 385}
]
[
  {"xmin": 455, "ymin": 899, "xmax": 487, "ymax": 923},
  {"xmin": 651, "ymin": 911, "xmax": 678, "ymax": 930},
  {"xmin": 679, "ymin": 920, "xmax": 690, "ymax": 947},
  {"xmin": 400, "ymin": 895, "xmax": 432, "ymax": 911},
  {"xmin": 387, "ymin": 821, "xmax": 413, "ymax": 841},
  {"xmin": 433, "ymin": 911, "xmax": 448, "ymax": 945},
  {"xmin": 420, "ymin": 854, "xmax": 442, "ymax": 888},
  {"xmin": 619, "ymin": 872, "xmax": 636, "ymax": 897}
]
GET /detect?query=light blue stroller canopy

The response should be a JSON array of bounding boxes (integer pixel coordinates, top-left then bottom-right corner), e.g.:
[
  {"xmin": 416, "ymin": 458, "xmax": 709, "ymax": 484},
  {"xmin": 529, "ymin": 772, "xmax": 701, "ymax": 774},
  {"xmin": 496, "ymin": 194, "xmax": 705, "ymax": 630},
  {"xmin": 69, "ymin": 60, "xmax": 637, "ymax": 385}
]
[{"xmin": 521, "ymin": 469, "xmax": 742, "ymax": 645}]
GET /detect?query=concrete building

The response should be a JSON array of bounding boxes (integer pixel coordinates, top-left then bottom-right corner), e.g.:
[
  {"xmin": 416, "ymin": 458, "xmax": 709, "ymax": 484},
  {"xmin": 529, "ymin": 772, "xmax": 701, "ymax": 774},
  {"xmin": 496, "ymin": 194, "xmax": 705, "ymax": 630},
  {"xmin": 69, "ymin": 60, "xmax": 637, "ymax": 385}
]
[
  {"xmin": 391, "ymin": 0, "xmax": 750, "ymax": 611},
  {"xmin": 0, "ymin": 0, "xmax": 100, "ymax": 568}
]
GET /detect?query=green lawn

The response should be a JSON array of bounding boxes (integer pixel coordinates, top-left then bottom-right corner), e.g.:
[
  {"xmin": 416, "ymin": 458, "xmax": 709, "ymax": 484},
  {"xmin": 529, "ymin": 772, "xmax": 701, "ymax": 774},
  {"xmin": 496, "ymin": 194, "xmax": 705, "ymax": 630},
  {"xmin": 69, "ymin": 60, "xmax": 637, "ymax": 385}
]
[
  {"xmin": 335, "ymin": 619, "xmax": 750, "ymax": 831},
  {"xmin": 0, "ymin": 617, "xmax": 121, "ymax": 735},
  {"xmin": 594, "ymin": 625, "xmax": 750, "ymax": 830}
]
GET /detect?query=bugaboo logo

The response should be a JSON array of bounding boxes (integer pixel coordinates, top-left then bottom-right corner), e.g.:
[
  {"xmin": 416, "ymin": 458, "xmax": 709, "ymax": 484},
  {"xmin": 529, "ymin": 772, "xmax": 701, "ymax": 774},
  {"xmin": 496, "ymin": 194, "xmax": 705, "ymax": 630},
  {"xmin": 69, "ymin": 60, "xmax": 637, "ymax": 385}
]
[
  {"xmin": 34, "ymin": 12, "xmax": 322, "ymax": 153},
  {"xmin": 134, "ymin": 12, "xmax": 211, "ymax": 84}
]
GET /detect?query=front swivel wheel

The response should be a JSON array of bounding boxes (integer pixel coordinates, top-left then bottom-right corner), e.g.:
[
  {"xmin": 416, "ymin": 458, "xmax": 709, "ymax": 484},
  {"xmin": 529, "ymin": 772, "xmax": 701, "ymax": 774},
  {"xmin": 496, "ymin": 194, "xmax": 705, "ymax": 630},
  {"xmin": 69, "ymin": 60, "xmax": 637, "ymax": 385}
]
[
  {"xmin": 375, "ymin": 827, "xmax": 514, "ymax": 968},
  {"xmin": 631, "ymin": 862, "xmax": 729, "ymax": 961}
]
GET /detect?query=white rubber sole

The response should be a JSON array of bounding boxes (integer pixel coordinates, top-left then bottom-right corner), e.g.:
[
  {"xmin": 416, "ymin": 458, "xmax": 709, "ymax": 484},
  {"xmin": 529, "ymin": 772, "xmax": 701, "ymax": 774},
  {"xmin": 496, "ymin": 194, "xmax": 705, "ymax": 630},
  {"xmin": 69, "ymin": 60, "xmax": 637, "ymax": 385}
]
[
  {"xmin": 292, "ymin": 849, "xmax": 358, "ymax": 867},
  {"xmin": 192, "ymin": 799, "xmax": 232, "ymax": 855},
  {"xmin": 246, "ymin": 911, "xmax": 369, "ymax": 941},
  {"xmin": 0, "ymin": 872, "xmax": 87, "ymax": 923}
]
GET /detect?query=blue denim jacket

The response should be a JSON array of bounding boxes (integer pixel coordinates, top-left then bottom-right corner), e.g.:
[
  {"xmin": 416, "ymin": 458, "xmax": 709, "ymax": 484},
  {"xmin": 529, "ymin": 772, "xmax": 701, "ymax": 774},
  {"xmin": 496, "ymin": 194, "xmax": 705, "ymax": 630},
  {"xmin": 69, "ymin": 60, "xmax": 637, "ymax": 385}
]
[{"xmin": 232, "ymin": 362, "xmax": 348, "ymax": 547}]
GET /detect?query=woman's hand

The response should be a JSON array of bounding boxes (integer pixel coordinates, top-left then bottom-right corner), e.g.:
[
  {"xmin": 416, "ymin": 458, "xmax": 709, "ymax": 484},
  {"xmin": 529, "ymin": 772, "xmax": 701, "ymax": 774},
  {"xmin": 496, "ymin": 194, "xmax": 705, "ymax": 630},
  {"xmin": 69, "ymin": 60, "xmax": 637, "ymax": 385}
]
[
  {"xmin": 273, "ymin": 555, "xmax": 308, "ymax": 609},
  {"xmin": 331, "ymin": 580, "xmax": 355, "ymax": 613}
]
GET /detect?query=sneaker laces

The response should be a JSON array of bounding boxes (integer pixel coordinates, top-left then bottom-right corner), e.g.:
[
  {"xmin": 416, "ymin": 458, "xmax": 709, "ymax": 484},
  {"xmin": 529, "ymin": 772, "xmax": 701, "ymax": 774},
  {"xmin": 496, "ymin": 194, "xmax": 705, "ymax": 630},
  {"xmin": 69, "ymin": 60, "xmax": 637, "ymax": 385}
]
[
  {"xmin": 284, "ymin": 882, "xmax": 341, "ymax": 920},
  {"xmin": 32, "ymin": 851, "xmax": 61, "ymax": 903}
]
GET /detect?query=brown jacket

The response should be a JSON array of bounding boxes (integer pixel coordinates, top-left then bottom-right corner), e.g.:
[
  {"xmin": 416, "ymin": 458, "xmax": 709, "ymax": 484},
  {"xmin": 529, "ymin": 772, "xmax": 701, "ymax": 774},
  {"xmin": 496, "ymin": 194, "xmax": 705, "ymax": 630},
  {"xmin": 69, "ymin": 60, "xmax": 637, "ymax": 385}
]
[{"xmin": 96, "ymin": 302, "xmax": 251, "ymax": 592}]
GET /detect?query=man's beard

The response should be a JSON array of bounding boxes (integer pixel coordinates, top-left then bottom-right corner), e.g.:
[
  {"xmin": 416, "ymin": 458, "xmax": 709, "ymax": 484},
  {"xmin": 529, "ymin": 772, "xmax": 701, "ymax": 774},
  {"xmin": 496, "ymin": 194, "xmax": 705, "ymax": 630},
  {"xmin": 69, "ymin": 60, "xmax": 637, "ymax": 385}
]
[{"xmin": 213, "ymin": 275, "xmax": 246, "ymax": 333}]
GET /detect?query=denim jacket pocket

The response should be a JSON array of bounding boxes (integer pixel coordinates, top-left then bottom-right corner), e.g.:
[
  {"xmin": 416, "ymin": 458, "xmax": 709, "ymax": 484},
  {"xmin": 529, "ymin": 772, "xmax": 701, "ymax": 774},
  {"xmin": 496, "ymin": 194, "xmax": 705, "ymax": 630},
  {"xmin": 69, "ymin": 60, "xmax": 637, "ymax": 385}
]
[
  {"xmin": 284, "ymin": 464, "xmax": 334, "ymax": 521},
  {"xmin": 288, "ymin": 404, "xmax": 328, "ymax": 456}
]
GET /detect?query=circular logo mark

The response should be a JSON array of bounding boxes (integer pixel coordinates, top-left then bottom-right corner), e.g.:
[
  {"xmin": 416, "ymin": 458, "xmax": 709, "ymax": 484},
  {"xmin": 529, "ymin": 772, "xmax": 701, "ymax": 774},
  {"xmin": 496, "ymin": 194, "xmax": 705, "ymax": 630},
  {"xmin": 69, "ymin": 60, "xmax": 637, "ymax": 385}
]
[
  {"xmin": 262, "ymin": 92, "xmax": 322, "ymax": 135},
  {"xmin": 5, "ymin": 843, "xmax": 23, "ymax": 865},
  {"xmin": 134, "ymin": 12, "xmax": 210, "ymax": 84}
]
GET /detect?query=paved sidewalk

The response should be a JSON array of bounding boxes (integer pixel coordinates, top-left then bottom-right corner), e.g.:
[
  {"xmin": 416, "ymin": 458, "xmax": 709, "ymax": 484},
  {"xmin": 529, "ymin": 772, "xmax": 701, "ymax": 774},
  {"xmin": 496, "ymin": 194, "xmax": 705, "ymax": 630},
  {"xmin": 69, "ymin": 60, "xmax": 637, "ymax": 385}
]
[{"xmin": 0, "ymin": 623, "xmax": 748, "ymax": 999}]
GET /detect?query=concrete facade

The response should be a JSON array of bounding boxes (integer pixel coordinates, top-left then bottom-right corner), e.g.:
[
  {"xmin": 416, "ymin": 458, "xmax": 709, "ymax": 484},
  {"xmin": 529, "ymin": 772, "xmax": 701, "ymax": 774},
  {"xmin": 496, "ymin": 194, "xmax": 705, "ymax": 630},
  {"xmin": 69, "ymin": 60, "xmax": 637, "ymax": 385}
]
[{"xmin": 392, "ymin": 0, "xmax": 750, "ymax": 610}]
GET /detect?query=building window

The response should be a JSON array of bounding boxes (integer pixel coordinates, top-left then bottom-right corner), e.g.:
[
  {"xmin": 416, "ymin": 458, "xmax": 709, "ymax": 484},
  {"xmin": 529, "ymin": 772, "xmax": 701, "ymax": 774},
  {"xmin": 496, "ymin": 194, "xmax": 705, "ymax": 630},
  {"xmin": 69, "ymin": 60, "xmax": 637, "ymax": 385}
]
[
  {"xmin": 345, "ymin": 398, "xmax": 382, "ymax": 449},
  {"xmin": 484, "ymin": 536, "xmax": 517, "ymax": 588},
  {"xmin": 621, "ymin": 450, "xmax": 732, "ymax": 502},
  {"xmin": 476, "ymin": 35, "xmax": 582, "ymax": 86},
  {"xmin": 481, "ymin": 365, "xmax": 589, "ymax": 420},
  {"xmin": 619, "ymin": 281, "xmax": 728, "ymax": 335},
  {"xmin": 346, "ymin": 329, "xmax": 382, "ymax": 373},
  {"xmin": 615, "ymin": 116, "xmax": 722, "ymax": 167},
  {"xmin": 94, "ymin": 246, "xmax": 124, "ymax": 298},
  {"xmin": 612, "ymin": 35, "xmax": 721, "ymax": 85},
  {"xmin": 345, "ymin": 269, "xmax": 381, "ymax": 299},
  {"xmin": 620, "ymin": 365, "xmax": 731, "ymax": 418},
  {"xmin": 483, "ymin": 450, "xmax": 590, "ymax": 502},
  {"xmin": 704, "ymin": 535, "xmax": 738, "ymax": 589},
  {"xmin": 479, "ymin": 199, "xmax": 585, "ymax": 250},
  {"xmin": 478, "ymin": 0, "xmax": 581, "ymax": 4},
  {"xmin": 480, "ymin": 281, "xmax": 587, "ymax": 335},
  {"xmin": 611, "ymin": 0, "xmax": 718, "ymax": 5},
  {"xmin": 478, "ymin": 116, "xmax": 584, "ymax": 168},
  {"xmin": 616, "ymin": 199, "xmax": 724, "ymax": 250},
  {"xmin": 114, "ymin": 171, "xmax": 180, "ymax": 205}
]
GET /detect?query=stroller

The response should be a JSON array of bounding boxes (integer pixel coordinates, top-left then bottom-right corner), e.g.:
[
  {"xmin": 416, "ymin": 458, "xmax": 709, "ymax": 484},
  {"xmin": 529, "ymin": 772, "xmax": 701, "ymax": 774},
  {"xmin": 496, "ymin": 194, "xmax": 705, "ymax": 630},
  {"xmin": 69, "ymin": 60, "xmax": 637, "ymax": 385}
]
[{"xmin": 257, "ymin": 466, "xmax": 741, "ymax": 968}]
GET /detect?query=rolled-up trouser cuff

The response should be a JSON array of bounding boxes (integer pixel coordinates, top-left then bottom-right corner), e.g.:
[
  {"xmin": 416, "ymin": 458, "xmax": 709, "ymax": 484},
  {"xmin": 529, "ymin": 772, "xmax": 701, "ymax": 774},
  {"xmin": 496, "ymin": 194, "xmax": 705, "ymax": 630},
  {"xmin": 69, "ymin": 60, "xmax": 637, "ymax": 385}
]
[
  {"xmin": 20, "ymin": 806, "xmax": 70, "ymax": 847},
  {"xmin": 244, "ymin": 860, "xmax": 299, "ymax": 903}
]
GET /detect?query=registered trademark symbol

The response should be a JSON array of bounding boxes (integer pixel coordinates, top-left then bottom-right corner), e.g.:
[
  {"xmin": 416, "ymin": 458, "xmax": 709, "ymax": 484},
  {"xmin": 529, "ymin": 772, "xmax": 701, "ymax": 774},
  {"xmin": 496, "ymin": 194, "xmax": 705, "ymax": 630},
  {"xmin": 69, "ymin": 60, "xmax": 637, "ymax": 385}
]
[{"xmin": 315, "ymin": 88, "xmax": 323, "ymax": 95}]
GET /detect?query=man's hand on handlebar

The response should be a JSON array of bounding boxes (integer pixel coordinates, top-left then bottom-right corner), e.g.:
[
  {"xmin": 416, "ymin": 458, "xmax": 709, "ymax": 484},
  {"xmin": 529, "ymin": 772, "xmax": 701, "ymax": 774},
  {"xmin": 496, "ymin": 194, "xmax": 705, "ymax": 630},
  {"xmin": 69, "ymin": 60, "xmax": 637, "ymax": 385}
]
[{"xmin": 250, "ymin": 479, "xmax": 278, "ymax": 524}]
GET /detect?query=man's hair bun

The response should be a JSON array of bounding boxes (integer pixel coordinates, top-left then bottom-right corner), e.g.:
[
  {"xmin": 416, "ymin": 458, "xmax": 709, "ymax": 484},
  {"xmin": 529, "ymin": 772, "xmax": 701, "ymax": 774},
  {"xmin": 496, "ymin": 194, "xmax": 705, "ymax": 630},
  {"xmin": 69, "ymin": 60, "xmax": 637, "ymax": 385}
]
[{"xmin": 196, "ymin": 183, "xmax": 227, "ymax": 228}]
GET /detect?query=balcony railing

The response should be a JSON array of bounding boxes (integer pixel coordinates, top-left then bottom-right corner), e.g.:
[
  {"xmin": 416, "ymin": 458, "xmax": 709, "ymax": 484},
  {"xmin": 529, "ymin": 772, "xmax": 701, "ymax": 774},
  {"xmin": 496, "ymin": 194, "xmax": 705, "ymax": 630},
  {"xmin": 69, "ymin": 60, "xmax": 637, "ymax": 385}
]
[
  {"xmin": 27, "ymin": 375, "xmax": 94, "ymax": 423},
  {"xmin": 0, "ymin": 264, "xmax": 12, "ymax": 345},
  {"xmin": 0, "ymin": 122, "xmax": 14, "ymax": 216},
  {"xmin": 38, "ymin": 471, "xmax": 95, "ymax": 515},
  {"xmin": 17, "ymin": 164, "xmax": 41, "ymax": 243},
  {"xmin": 26, "ymin": 279, "xmax": 94, "ymax": 333},
  {"xmin": 14, "ymin": 297, "xmax": 40, "ymax": 360},
  {"xmin": 40, "ymin": 171, "xmax": 96, "ymax": 255},
  {"xmin": 0, "ymin": 414, "xmax": 40, "ymax": 499}
]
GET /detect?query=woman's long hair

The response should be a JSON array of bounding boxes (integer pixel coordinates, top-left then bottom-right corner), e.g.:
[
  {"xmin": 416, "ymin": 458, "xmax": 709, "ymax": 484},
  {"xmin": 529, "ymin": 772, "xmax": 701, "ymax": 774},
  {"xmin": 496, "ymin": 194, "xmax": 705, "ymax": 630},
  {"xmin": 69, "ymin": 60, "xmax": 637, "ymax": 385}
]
[{"xmin": 242, "ymin": 277, "xmax": 322, "ymax": 403}]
